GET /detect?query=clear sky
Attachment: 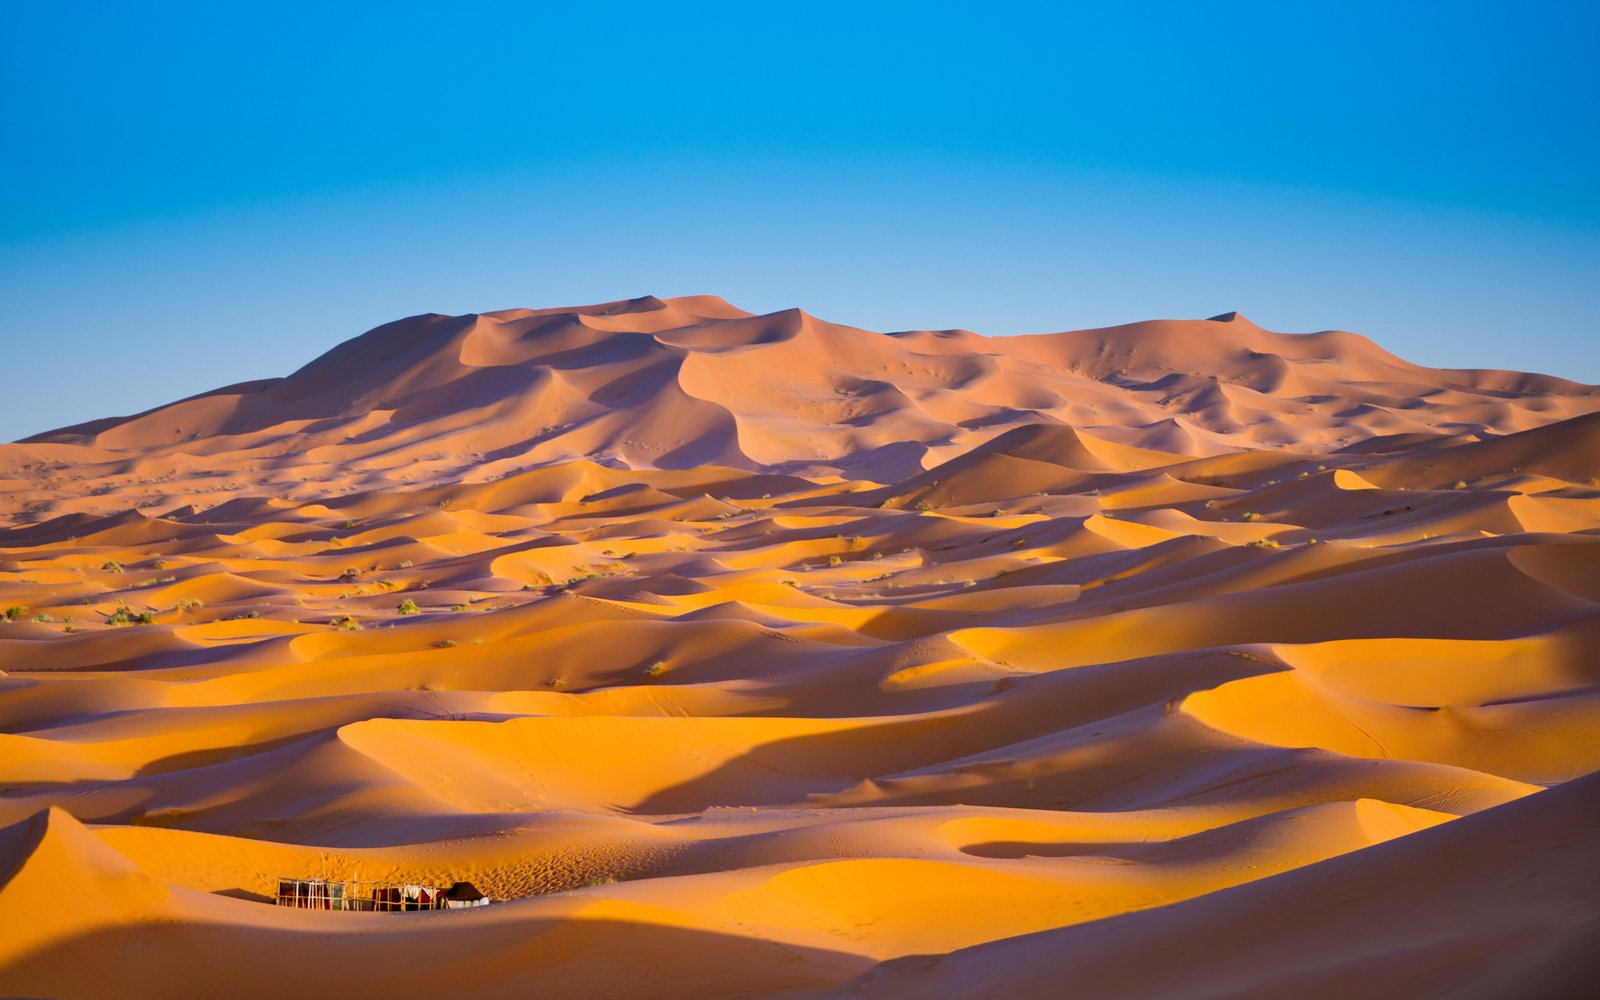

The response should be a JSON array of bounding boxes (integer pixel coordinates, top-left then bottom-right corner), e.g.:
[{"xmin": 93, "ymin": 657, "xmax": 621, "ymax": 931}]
[{"xmin": 3, "ymin": 1, "xmax": 1597, "ymax": 442}]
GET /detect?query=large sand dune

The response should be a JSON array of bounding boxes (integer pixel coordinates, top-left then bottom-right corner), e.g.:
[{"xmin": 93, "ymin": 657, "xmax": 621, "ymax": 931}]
[{"xmin": 1, "ymin": 296, "xmax": 1597, "ymax": 997}]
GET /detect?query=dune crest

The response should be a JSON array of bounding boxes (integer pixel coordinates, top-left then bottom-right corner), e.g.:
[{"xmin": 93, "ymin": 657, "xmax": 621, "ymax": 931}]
[{"xmin": 9, "ymin": 296, "xmax": 1596, "ymax": 517}]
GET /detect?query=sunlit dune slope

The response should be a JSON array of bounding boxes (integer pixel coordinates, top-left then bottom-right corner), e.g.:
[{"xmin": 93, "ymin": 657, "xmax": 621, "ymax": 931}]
[{"xmin": 1, "ymin": 297, "xmax": 1597, "ymax": 998}]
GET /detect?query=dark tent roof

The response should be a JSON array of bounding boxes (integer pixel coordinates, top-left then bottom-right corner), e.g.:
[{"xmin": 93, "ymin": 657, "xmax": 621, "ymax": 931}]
[{"xmin": 444, "ymin": 881, "xmax": 485, "ymax": 901}]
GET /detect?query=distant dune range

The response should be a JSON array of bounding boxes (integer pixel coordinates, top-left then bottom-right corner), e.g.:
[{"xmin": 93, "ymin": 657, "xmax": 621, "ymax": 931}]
[{"xmin": 1, "ymin": 296, "xmax": 1597, "ymax": 998}]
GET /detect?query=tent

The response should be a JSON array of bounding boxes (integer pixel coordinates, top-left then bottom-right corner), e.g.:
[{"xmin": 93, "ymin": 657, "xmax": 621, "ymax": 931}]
[{"xmin": 443, "ymin": 881, "xmax": 489, "ymax": 909}]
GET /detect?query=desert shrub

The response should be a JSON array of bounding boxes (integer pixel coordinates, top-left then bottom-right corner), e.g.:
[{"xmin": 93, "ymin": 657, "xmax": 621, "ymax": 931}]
[
  {"xmin": 827, "ymin": 555, "xmax": 843, "ymax": 567},
  {"xmin": 333, "ymin": 615, "xmax": 362, "ymax": 631},
  {"xmin": 176, "ymin": 598, "xmax": 202, "ymax": 612},
  {"xmin": 544, "ymin": 677, "xmax": 566, "ymax": 689},
  {"xmin": 1239, "ymin": 512, "xmax": 1263, "ymax": 522},
  {"xmin": 397, "ymin": 599, "xmax": 420, "ymax": 615},
  {"xmin": 1245, "ymin": 538, "xmax": 1281, "ymax": 549},
  {"xmin": 643, "ymin": 660, "xmax": 667, "ymax": 679},
  {"xmin": 107, "ymin": 607, "xmax": 131, "ymax": 625},
  {"xmin": 101, "ymin": 559, "xmax": 124, "ymax": 573},
  {"xmin": 1453, "ymin": 480, "xmax": 1467, "ymax": 490},
  {"xmin": 2, "ymin": 606, "xmax": 24, "ymax": 622},
  {"xmin": 135, "ymin": 611, "xmax": 155, "ymax": 625},
  {"xmin": 433, "ymin": 639, "xmax": 458, "ymax": 649}
]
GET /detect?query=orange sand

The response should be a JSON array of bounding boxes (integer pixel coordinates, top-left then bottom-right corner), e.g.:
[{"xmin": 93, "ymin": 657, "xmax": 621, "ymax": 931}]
[{"xmin": 1, "ymin": 296, "xmax": 1597, "ymax": 997}]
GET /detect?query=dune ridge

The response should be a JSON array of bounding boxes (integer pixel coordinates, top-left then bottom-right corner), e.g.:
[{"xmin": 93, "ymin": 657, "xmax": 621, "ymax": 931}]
[
  {"xmin": 1, "ymin": 297, "xmax": 1597, "ymax": 998},
  {"xmin": 7, "ymin": 295, "xmax": 1596, "ymax": 521}
]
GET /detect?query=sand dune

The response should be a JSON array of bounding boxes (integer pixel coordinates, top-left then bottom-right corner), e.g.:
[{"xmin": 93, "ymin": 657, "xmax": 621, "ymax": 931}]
[{"xmin": 1, "ymin": 297, "xmax": 1597, "ymax": 997}]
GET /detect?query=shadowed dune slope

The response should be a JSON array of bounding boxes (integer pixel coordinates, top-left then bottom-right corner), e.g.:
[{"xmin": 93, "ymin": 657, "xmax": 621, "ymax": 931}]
[{"xmin": 847, "ymin": 769, "xmax": 1600, "ymax": 1000}]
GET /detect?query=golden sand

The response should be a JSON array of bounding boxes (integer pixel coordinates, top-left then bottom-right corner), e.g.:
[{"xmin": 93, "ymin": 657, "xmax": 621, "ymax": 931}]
[{"xmin": 1, "ymin": 297, "xmax": 1597, "ymax": 997}]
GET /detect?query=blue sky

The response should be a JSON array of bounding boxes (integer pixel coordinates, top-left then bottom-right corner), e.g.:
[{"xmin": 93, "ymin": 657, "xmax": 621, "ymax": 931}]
[{"xmin": 3, "ymin": 1, "xmax": 1597, "ymax": 441}]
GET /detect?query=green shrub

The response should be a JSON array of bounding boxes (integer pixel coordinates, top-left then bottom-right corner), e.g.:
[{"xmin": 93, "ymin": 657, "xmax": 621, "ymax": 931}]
[
  {"xmin": 101, "ymin": 559, "xmax": 124, "ymax": 573},
  {"xmin": 396, "ymin": 599, "xmax": 420, "ymax": 615},
  {"xmin": 3, "ymin": 606, "xmax": 24, "ymax": 622}
]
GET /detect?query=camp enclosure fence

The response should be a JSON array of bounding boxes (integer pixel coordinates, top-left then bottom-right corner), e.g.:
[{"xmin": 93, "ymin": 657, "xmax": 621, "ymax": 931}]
[{"xmin": 276, "ymin": 878, "xmax": 449, "ymax": 911}]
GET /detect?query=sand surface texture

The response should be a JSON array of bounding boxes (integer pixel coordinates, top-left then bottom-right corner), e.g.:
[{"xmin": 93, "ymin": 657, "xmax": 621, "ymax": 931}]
[{"xmin": 2, "ymin": 296, "xmax": 1598, "ymax": 997}]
